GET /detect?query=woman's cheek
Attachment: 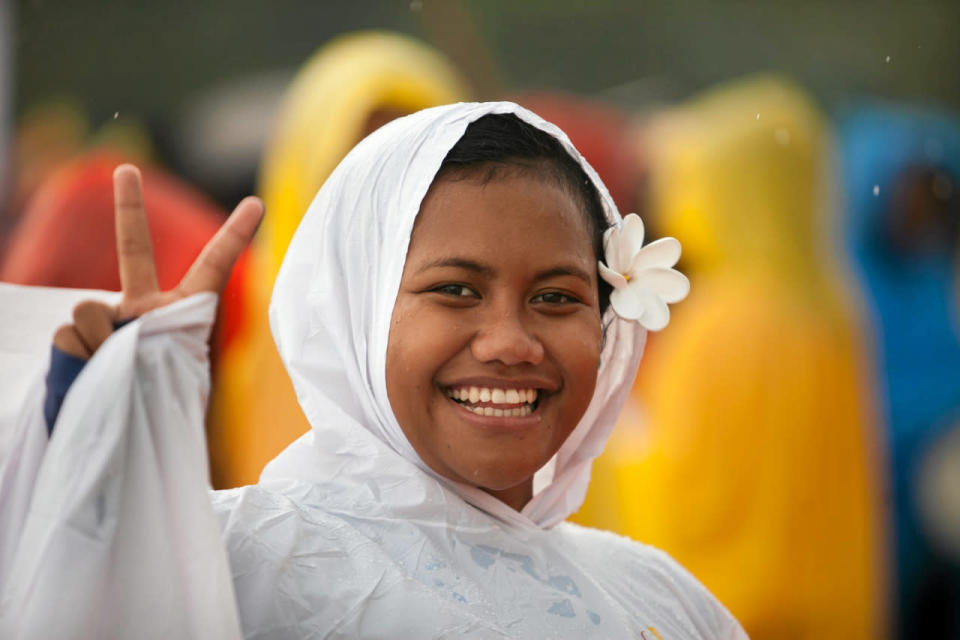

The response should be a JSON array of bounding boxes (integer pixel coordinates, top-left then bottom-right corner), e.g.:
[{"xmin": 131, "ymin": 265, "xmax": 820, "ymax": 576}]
[{"xmin": 548, "ymin": 318, "xmax": 602, "ymax": 394}]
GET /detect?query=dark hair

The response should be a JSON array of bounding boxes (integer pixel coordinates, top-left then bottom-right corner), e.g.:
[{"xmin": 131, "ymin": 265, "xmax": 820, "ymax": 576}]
[{"xmin": 435, "ymin": 113, "xmax": 612, "ymax": 313}]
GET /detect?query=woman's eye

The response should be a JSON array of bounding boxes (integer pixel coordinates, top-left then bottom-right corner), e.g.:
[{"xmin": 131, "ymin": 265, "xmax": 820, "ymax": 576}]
[
  {"xmin": 532, "ymin": 292, "xmax": 579, "ymax": 305},
  {"xmin": 433, "ymin": 284, "xmax": 477, "ymax": 298}
]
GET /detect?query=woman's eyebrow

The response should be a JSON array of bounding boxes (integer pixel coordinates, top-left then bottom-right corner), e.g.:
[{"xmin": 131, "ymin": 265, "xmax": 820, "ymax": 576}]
[
  {"xmin": 417, "ymin": 257, "xmax": 495, "ymax": 276},
  {"xmin": 535, "ymin": 265, "xmax": 593, "ymax": 284},
  {"xmin": 416, "ymin": 258, "xmax": 592, "ymax": 283}
]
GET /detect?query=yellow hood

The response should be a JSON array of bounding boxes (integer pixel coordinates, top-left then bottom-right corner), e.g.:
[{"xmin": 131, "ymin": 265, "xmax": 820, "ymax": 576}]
[{"xmin": 648, "ymin": 76, "xmax": 828, "ymax": 279}]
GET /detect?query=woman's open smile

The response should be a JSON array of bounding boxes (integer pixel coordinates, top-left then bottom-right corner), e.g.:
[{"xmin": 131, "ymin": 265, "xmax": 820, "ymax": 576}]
[{"xmin": 441, "ymin": 377, "xmax": 549, "ymax": 423}]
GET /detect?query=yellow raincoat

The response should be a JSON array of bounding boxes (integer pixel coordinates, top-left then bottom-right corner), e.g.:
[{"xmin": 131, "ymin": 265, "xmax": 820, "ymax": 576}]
[
  {"xmin": 209, "ymin": 32, "xmax": 469, "ymax": 487},
  {"xmin": 575, "ymin": 77, "xmax": 888, "ymax": 639}
]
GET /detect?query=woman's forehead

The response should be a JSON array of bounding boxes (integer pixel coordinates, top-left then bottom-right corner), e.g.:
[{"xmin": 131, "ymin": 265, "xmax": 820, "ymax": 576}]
[
  {"xmin": 417, "ymin": 163, "xmax": 593, "ymax": 224},
  {"xmin": 405, "ymin": 172, "xmax": 596, "ymax": 269}
]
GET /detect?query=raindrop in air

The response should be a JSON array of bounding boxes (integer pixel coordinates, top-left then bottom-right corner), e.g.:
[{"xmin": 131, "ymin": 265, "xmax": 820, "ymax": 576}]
[
  {"xmin": 113, "ymin": 111, "xmax": 119, "ymax": 119},
  {"xmin": 873, "ymin": 185, "xmax": 880, "ymax": 197}
]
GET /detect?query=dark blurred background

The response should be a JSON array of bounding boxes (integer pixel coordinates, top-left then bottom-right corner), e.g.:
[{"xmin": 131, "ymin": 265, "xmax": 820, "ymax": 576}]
[{"xmin": 11, "ymin": 0, "xmax": 960, "ymax": 124}]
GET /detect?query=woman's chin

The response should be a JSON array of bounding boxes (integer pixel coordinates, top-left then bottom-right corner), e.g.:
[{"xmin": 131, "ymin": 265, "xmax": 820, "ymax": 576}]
[
  {"xmin": 475, "ymin": 478, "xmax": 536, "ymax": 512},
  {"xmin": 437, "ymin": 454, "xmax": 546, "ymax": 509}
]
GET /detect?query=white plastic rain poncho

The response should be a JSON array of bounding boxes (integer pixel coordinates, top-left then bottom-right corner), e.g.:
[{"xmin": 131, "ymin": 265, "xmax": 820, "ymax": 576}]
[{"xmin": 0, "ymin": 102, "xmax": 747, "ymax": 639}]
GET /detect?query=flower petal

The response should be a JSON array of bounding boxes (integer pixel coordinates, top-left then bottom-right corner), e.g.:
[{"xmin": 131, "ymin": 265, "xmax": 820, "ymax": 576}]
[
  {"xmin": 637, "ymin": 291, "xmax": 671, "ymax": 331},
  {"xmin": 619, "ymin": 214, "xmax": 646, "ymax": 266},
  {"xmin": 634, "ymin": 267, "xmax": 690, "ymax": 303},
  {"xmin": 598, "ymin": 260, "xmax": 628, "ymax": 289},
  {"xmin": 603, "ymin": 225, "xmax": 624, "ymax": 272},
  {"xmin": 609, "ymin": 285, "xmax": 647, "ymax": 321},
  {"xmin": 630, "ymin": 237, "xmax": 681, "ymax": 272},
  {"xmin": 609, "ymin": 283, "xmax": 659, "ymax": 321}
]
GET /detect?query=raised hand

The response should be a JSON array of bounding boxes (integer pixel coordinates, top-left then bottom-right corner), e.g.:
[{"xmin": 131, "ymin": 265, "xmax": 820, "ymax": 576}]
[{"xmin": 53, "ymin": 164, "xmax": 264, "ymax": 359}]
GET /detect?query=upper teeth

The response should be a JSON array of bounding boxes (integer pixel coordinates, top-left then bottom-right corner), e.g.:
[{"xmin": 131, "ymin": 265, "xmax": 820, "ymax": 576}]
[{"xmin": 445, "ymin": 386, "xmax": 538, "ymax": 405}]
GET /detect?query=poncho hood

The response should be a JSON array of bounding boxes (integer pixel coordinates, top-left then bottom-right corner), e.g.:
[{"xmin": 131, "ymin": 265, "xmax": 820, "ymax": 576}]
[{"xmin": 264, "ymin": 101, "xmax": 647, "ymax": 529}]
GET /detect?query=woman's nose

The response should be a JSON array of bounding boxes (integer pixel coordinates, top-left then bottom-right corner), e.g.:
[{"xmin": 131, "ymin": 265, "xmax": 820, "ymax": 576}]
[{"xmin": 470, "ymin": 310, "xmax": 545, "ymax": 366}]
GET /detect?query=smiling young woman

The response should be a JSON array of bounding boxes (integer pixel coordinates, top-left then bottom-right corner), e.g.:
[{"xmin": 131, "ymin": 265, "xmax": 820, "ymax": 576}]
[
  {"xmin": 386, "ymin": 114, "xmax": 614, "ymax": 511},
  {"xmin": 387, "ymin": 171, "xmax": 603, "ymax": 510}
]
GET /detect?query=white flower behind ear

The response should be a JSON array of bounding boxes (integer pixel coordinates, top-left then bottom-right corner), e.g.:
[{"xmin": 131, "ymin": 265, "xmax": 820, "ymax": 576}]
[{"xmin": 598, "ymin": 213, "xmax": 690, "ymax": 331}]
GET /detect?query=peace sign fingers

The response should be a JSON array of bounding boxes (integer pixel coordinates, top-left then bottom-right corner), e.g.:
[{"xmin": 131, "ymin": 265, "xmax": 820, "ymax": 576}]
[
  {"xmin": 111, "ymin": 164, "xmax": 264, "ymax": 320},
  {"xmin": 54, "ymin": 164, "xmax": 263, "ymax": 361}
]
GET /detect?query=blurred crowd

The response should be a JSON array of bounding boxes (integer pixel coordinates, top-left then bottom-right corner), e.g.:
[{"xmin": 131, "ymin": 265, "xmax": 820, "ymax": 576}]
[{"xmin": 1, "ymin": 27, "xmax": 958, "ymax": 640}]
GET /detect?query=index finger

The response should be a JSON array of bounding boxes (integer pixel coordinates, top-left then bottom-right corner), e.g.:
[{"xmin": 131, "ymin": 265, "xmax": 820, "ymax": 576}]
[
  {"xmin": 114, "ymin": 164, "xmax": 160, "ymax": 299},
  {"xmin": 177, "ymin": 196, "xmax": 264, "ymax": 296}
]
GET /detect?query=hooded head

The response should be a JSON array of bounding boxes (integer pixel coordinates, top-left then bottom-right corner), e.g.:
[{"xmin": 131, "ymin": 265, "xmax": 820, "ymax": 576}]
[
  {"xmin": 266, "ymin": 102, "xmax": 647, "ymax": 528},
  {"xmin": 840, "ymin": 103, "xmax": 960, "ymax": 267}
]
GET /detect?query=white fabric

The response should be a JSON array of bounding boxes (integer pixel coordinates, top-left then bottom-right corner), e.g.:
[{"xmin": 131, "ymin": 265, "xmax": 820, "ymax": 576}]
[
  {"xmin": 0, "ymin": 102, "xmax": 747, "ymax": 639},
  {"xmin": 0, "ymin": 290, "xmax": 241, "ymax": 639},
  {"xmin": 0, "ymin": 284, "xmax": 119, "ymax": 586}
]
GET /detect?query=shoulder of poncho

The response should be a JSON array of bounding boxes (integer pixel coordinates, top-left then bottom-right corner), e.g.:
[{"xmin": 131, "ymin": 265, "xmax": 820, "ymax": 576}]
[
  {"xmin": 556, "ymin": 522, "xmax": 745, "ymax": 637},
  {"xmin": 554, "ymin": 521, "xmax": 677, "ymax": 565},
  {"xmin": 208, "ymin": 483, "xmax": 312, "ymax": 529}
]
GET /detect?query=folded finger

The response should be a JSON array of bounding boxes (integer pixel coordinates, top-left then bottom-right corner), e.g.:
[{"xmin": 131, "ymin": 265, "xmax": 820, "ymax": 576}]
[
  {"xmin": 178, "ymin": 196, "xmax": 264, "ymax": 296},
  {"xmin": 53, "ymin": 324, "xmax": 92, "ymax": 360},
  {"xmin": 73, "ymin": 300, "xmax": 118, "ymax": 355},
  {"xmin": 114, "ymin": 164, "xmax": 160, "ymax": 299}
]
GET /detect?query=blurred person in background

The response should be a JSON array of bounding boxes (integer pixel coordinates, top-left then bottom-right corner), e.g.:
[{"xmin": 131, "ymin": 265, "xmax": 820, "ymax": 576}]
[
  {"xmin": 839, "ymin": 103, "xmax": 960, "ymax": 638},
  {"xmin": 0, "ymin": 101, "xmax": 88, "ymax": 258},
  {"xmin": 208, "ymin": 31, "xmax": 470, "ymax": 488},
  {"xmin": 0, "ymin": 98, "xmax": 159, "ymax": 260},
  {"xmin": 0, "ymin": 151, "xmax": 244, "ymax": 359},
  {"xmin": 575, "ymin": 75, "xmax": 888, "ymax": 639}
]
